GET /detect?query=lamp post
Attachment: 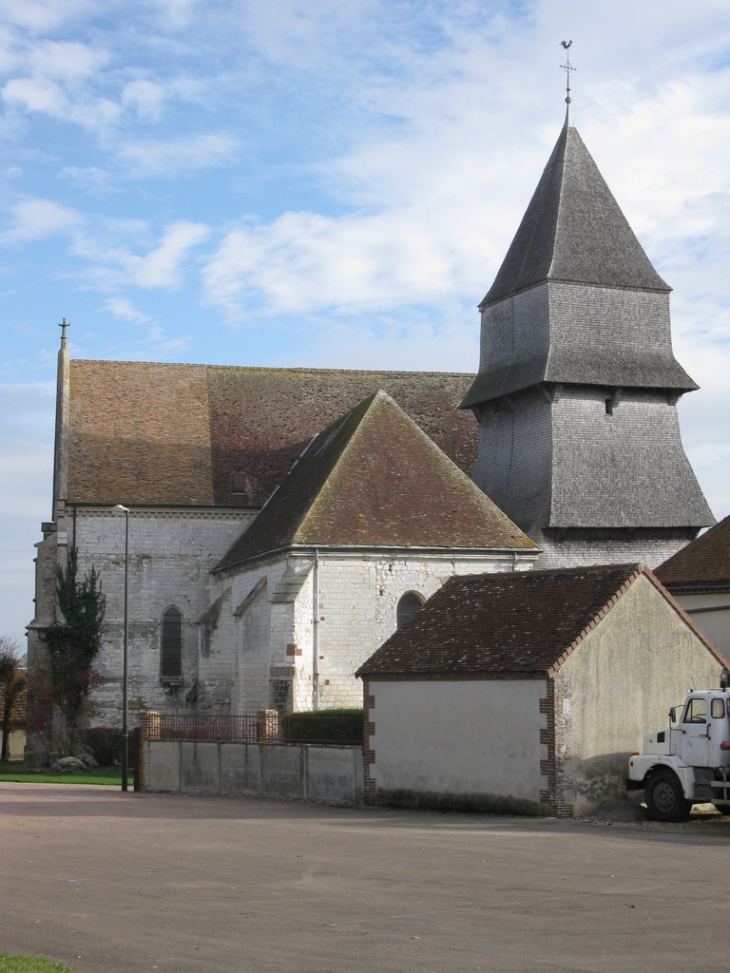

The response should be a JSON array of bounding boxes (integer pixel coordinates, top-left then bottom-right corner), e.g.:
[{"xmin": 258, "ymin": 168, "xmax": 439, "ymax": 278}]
[{"xmin": 113, "ymin": 504, "xmax": 130, "ymax": 792}]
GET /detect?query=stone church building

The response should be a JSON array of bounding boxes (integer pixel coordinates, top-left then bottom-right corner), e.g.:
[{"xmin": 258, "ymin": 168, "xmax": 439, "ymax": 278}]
[{"xmin": 26, "ymin": 114, "xmax": 713, "ymax": 753}]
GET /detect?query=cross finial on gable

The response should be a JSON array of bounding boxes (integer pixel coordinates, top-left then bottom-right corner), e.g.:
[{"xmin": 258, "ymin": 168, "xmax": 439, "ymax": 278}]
[{"xmin": 59, "ymin": 318, "xmax": 70, "ymax": 343}]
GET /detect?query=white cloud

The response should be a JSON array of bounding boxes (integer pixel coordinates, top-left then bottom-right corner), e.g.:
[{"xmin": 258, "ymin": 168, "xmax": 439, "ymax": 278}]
[
  {"xmin": 117, "ymin": 133, "xmax": 239, "ymax": 176},
  {"xmin": 101, "ymin": 221, "xmax": 211, "ymax": 289},
  {"xmin": 26, "ymin": 39, "xmax": 108, "ymax": 79},
  {"xmin": 0, "ymin": 0, "xmax": 92, "ymax": 33},
  {"xmin": 2, "ymin": 75, "xmax": 121, "ymax": 131},
  {"xmin": 1, "ymin": 197, "xmax": 82, "ymax": 243},
  {"xmin": 103, "ymin": 296, "xmax": 151, "ymax": 323},
  {"xmin": 121, "ymin": 79, "xmax": 166, "ymax": 121}
]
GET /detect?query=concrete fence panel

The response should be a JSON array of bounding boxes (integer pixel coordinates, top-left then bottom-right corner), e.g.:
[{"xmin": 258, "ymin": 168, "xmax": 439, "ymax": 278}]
[
  {"xmin": 144, "ymin": 741, "xmax": 181, "ymax": 792},
  {"xmin": 306, "ymin": 746, "xmax": 364, "ymax": 805},
  {"xmin": 181, "ymin": 742, "xmax": 220, "ymax": 795},
  {"xmin": 261, "ymin": 745, "xmax": 305, "ymax": 800},
  {"xmin": 220, "ymin": 743, "xmax": 261, "ymax": 797},
  {"xmin": 143, "ymin": 740, "xmax": 363, "ymax": 805}
]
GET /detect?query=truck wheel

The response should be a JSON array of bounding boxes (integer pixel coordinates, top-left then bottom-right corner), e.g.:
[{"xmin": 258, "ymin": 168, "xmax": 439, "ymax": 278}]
[{"xmin": 646, "ymin": 769, "xmax": 691, "ymax": 822}]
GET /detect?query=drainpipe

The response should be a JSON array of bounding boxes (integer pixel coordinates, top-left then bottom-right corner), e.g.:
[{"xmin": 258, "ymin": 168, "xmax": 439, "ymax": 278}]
[{"xmin": 312, "ymin": 549, "xmax": 320, "ymax": 710}]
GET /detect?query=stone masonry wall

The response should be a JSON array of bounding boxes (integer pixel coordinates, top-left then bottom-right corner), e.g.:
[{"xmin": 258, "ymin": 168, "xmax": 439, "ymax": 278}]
[
  {"xmin": 213, "ymin": 550, "xmax": 535, "ymax": 715},
  {"xmin": 70, "ymin": 507, "xmax": 254, "ymax": 726}
]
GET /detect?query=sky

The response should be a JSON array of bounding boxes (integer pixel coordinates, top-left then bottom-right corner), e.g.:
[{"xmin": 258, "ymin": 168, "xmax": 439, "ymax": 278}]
[{"xmin": 1, "ymin": 0, "xmax": 730, "ymax": 644}]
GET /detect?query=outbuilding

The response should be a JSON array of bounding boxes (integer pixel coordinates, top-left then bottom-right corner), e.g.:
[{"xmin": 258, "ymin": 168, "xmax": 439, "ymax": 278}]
[
  {"xmin": 655, "ymin": 514, "xmax": 730, "ymax": 660},
  {"xmin": 356, "ymin": 564, "xmax": 730, "ymax": 816}
]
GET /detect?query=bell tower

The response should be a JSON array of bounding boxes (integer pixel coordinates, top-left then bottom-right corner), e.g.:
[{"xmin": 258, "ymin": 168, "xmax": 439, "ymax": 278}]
[{"xmin": 461, "ymin": 118, "xmax": 714, "ymax": 567}]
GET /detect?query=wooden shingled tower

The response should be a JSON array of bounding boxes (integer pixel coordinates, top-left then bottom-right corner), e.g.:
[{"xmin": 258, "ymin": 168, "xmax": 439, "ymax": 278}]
[{"xmin": 461, "ymin": 116, "xmax": 714, "ymax": 568}]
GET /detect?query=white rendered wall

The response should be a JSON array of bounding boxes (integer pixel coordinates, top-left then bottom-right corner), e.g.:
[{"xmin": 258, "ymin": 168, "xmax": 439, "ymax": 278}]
[
  {"xmin": 368, "ymin": 679, "xmax": 546, "ymax": 804},
  {"xmin": 556, "ymin": 574, "xmax": 725, "ymax": 813},
  {"xmin": 671, "ymin": 591, "xmax": 730, "ymax": 660}
]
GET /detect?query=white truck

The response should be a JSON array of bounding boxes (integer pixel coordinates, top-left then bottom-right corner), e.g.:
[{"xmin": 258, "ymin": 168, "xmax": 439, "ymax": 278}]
[{"xmin": 627, "ymin": 689, "xmax": 730, "ymax": 821}]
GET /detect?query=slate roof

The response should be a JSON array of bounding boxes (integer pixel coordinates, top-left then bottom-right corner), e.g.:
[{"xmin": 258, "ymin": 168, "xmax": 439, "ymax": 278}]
[
  {"xmin": 215, "ymin": 391, "xmax": 535, "ymax": 572},
  {"xmin": 356, "ymin": 563, "xmax": 727, "ymax": 679},
  {"xmin": 66, "ymin": 361, "xmax": 477, "ymax": 508},
  {"xmin": 480, "ymin": 122, "xmax": 670, "ymax": 309},
  {"xmin": 655, "ymin": 515, "xmax": 730, "ymax": 590}
]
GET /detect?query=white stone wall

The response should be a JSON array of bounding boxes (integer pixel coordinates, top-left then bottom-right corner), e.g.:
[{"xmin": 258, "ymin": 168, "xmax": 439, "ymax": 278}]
[
  {"xmin": 368, "ymin": 679, "xmax": 547, "ymax": 805},
  {"xmin": 213, "ymin": 550, "xmax": 535, "ymax": 715},
  {"xmin": 71, "ymin": 506, "xmax": 254, "ymax": 725}
]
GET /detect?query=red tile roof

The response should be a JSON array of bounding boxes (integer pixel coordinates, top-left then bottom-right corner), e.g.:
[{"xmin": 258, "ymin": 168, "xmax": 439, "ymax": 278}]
[
  {"xmin": 356, "ymin": 564, "xmax": 728, "ymax": 679},
  {"xmin": 655, "ymin": 515, "xmax": 730, "ymax": 590},
  {"xmin": 215, "ymin": 392, "xmax": 534, "ymax": 571},
  {"xmin": 67, "ymin": 361, "xmax": 477, "ymax": 508}
]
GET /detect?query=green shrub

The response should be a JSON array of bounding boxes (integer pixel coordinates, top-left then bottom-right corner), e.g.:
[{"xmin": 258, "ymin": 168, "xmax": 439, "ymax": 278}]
[
  {"xmin": 281, "ymin": 709, "xmax": 363, "ymax": 745},
  {"xmin": 75, "ymin": 728, "xmax": 133, "ymax": 767}
]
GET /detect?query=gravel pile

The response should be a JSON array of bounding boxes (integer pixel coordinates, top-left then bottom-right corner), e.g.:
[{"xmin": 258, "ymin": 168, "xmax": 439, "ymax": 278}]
[{"xmin": 579, "ymin": 799, "xmax": 650, "ymax": 824}]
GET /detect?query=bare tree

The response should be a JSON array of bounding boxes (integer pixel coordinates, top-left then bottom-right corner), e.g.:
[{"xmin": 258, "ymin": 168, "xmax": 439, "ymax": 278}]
[{"xmin": 0, "ymin": 635, "xmax": 26, "ymax": 762}]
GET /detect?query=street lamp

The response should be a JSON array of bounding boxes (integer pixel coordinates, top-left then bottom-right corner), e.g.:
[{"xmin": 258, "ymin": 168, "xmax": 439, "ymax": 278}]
[{"xmin": 113, "ymin": 504, "xmax": 130, "ymax": 792}]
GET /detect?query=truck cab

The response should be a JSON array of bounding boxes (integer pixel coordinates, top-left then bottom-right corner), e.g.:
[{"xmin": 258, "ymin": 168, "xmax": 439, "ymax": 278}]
[{"xmin": 628, "ymin": 690, "xmax": 730, "ymax": 821}]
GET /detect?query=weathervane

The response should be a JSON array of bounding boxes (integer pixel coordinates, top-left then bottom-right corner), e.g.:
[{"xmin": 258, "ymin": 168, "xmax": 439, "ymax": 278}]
[{"xmin": 560, "ymin": 40, "xmax": 575, "ymax": 121}]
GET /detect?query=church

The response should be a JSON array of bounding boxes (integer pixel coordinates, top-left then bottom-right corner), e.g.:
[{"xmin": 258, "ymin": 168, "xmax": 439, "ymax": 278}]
[{"xmin": 25, "ymin": 111, "xmax": 713, "ymax": 757}]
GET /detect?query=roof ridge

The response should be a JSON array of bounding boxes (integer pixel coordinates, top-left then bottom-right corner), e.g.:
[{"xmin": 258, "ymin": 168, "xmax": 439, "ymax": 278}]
[
  {"xmin": 71, "ymin": 358, "xmax": 474, "ymax": 379},
  {"xmin": 547, "ymin": 565, "xmax": 643, "ymax": 675},
  {"xmin": 293, "ymin": 393, "xmax": 378, "ymax": 541},
  {"xmin": 545, "ymin": 122, "xmax": 569, "ymax": 283}
]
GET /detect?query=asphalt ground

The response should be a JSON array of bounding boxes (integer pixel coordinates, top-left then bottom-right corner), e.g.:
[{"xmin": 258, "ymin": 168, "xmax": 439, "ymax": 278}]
[{"xmin": 1, "ymin": 784, "xmax": 729, "ymax": 973}]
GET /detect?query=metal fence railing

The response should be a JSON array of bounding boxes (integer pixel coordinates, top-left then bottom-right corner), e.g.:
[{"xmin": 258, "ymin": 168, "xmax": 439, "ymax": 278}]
[{"xmin": 140, "ymin": 710, "xmax": 363, "ymax": 747}]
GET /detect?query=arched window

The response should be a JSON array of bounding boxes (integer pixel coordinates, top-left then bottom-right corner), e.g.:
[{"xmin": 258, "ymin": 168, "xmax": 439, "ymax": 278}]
[
  {"xmin": 397, "ymin": 592, "xmax": 424, "ymax": 630},
  {"xmin": 161, "ymin": 606, "xmax": 183, "ymax": 681}
]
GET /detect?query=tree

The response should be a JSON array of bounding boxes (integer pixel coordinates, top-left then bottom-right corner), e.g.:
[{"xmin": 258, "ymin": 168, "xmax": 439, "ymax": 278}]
[
  {"xmin": 45, "ymin": 548, "xmax": 106, "ymax": 755},
  {"xmin": 0, "ymin": 636, "xmax": 26, "ymax": 762}
]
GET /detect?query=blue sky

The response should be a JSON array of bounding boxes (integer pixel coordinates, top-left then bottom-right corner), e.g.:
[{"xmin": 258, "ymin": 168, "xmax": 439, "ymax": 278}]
[{"xmin": 2, "ymin": 0, "xmax": 730, "ymax": 643}]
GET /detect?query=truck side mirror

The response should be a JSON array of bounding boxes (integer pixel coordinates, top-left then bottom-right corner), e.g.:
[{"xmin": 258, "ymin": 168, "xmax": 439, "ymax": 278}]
[
  {"xmin": 669, "ymin": 707, "xmax": 676, "ymax": 723},
  {"xmin": 721, "ymin": 669, "xmax": 730, "ymax": 690}
]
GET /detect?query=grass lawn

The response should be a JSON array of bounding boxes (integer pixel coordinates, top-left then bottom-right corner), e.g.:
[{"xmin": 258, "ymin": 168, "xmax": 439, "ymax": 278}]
[
  {"xmin": 0, "ymin": 957, "xmax": 73, "ymax": 972},
  {"xmin": 0, "ymin": 763, "xmax": 122, "ymax": 786}
]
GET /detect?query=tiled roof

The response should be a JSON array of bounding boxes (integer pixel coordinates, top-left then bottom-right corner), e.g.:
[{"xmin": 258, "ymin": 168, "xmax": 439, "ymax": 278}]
[
  {"xmin": 215, "ymin": 391, "xmax": 535, "ymax": 572},
  {"xmin": 481, "ymin": 122, "xmax": 670, "ymax": 308},
  {"xmin": 655, "ymin": 515, "xmax": 730, "ymax": 589},
  {"xmin": 67, "ymin": 361, "xmax": 477, "ymax": 508},
  {"xmin": 356, "ymin": 564, "xmax": 720, "ymax": 678}
]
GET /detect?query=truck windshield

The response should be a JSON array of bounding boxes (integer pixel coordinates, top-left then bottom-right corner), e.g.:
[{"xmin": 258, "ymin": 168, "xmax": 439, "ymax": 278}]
[{"xmin": 683, "ymin": 698, "xmax": 707, "ymax": 724}]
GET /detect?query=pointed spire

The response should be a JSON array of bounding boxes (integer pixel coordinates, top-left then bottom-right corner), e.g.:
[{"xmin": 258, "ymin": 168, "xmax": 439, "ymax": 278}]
[{"xmin": 479, "ymin": 124, "xmax": 670, "ymax": 309}]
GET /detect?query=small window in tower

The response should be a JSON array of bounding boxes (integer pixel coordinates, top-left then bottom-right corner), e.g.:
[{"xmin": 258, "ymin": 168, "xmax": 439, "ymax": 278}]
[
  {"xmin": 161, "ymin": 606, "xmax": 183, "ymax": 682},
  {"xmin": 605, "ymin": 398, "xmax": 613, "ymax": 416},
  {"xmin": 397, "ymin": 592, "xmax": 424, "ymax": 630},
  {"xmin": 231, "ymin": 471, "xmax": 251, "ymax": 495}
]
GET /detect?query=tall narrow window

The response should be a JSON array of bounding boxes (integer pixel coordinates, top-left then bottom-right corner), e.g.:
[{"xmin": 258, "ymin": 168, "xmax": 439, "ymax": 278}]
[
  {"xmin": 161, "ymin": 606, "xmax": 183, "ymax": 681},
  {"xmin": 397, "ymin": 592, "xmax": 423, "ymax": 630}
]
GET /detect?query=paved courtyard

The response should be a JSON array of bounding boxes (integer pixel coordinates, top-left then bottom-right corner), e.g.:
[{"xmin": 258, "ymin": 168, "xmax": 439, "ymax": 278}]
[{"xmin": 1, "ymin": 784, "xmax": 729, "ymax": 973}]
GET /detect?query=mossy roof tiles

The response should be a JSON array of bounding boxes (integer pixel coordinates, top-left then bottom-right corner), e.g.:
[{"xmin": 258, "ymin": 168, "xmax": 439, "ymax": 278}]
[
  {"xmin": 215, "ymin": 391, "xmax": 534, "ymax": 572},
  {"xmin": 67, "ymin": 361, "xmax": 477, "ymax": 508},
  {"xmin": 655, "ymin": 515, "xmax": 730, "ymax": 589},
  {"xmin": 356, "ymin": 563, "xmax": 727, "ymax": 678}
]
